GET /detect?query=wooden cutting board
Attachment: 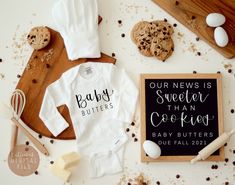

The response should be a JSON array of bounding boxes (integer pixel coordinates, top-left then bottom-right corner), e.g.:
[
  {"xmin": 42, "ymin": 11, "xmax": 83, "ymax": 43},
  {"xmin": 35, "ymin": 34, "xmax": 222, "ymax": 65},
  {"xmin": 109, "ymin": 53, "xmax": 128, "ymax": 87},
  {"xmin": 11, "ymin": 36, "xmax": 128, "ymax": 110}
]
[
  {"xmin": 16, "ymin": 26, "xmax": 116, "ymax": 140},
  {"xmin": 152, "ymin": 0, "xmax": 235, "ymax": 59}
]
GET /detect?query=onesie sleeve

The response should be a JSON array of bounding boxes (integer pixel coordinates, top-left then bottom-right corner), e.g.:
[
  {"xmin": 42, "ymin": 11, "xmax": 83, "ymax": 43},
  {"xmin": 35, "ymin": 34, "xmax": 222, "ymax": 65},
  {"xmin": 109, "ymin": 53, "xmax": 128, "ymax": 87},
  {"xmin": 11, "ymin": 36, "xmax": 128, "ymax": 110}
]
[
  {"xmin": 39, "ymin": 76, "xmax": 69, "ymax": 137},
  {"xmin": 115, "ymin": 68, "xmax": 139, "ymax": 123}
]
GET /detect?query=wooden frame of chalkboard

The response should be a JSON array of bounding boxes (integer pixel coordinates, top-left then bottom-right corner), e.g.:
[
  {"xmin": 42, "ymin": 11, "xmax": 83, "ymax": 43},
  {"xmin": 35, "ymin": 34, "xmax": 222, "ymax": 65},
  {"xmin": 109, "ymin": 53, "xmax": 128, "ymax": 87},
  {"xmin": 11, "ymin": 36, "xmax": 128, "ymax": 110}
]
[{"xmin": 140, "ymin": 74, "xmax": 224, "ymax": 162}]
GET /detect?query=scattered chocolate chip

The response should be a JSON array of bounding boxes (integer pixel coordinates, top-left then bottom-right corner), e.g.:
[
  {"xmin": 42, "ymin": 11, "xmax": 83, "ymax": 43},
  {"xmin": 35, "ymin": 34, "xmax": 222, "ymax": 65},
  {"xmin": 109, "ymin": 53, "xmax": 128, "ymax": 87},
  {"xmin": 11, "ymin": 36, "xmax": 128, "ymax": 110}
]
[
  {"xmin": 17, "ymin": 74, "xmax": 21, "ymax": 78},
  {"xmin": 197, "ymin": 52, "xmax": 201, "ymax": 56},
  {"xmin": 206, "ymin": 177, "xmax": 210, "ymax": 181},
  {"xmin": 156, "ymin": 181, "xmax": 160, "ymax": 185},
  {"xmin": 27, "ymin": 34, "xmax": 30, "ymax": 38},
  {"xmin": 162, "ymin": 60, "xmax": 165, "ymax": 62},
  {"xmin": 217, "ymin": 71, "xmax": 221, "ymax": 74},
  {"xmin": 228, "ymin": 69, "xmax": 232, "ymax": 73},
  {"xmin": 233, "ymin": 161, "xmax": 235, "ymax": 166},
  {"xmin": 193, "ymin": 71, "xmax": 197, "ymax": 74},
  {"xmin": 196, "ymin": 37, "xmax": 200, "ymax": 41},
  {"xmin": 46, "ymin": 64, "xmax": 50, "ymax": 68},
  {"xmin": 173, "ymin": 23, "xmax": 177, "ymax": 27},
  {"xmin": 225, "ymin": 158, "xmax": 229, "ymax": 162},
  {"xmin": 118, "ymin": 20, "xmax": 122, "ymax": 24},
  {"xmin": 211, "ymin": 165, "xmax": 215, "ymax": 169},
  {"xmin": 121, "ymin": 33, "xmax": 125, "ymax": 38},
  {"xmin": 176, "ymin": 174, "xmax": 180, "ymax": 179},
  {"xmin": 175, "ymin": 1, "xmax": 179, "ymax": 5},
  {"xmin": 134, "ymin": 138, "xmax": 138, "ymax": 142},
  {"xmin": 224, "ymin": 143, "xmax": 227, "ymax": 146},
  {"xmin": 50, "ymin": 161, "xmax": 54, "ymax": 164},
  {"xmin": 225, "ymin": 182, "xmax": 229, "ymax": 185},
  {"xmin": 191, "ymin": 15, "xmax": 196, "ymax": 20},
  {"xmin": 164, "ymin": 18, "xmax": 167, "ymax": 22},
  {"xmin": 50, "ymin": 139, "xmax": 54, "ymax": 144},
  {"xmin": 126, "ymin": 128, "xmax": 130, "ymax": 132},
  {"xmin": 0, "ymin": 58, "xmax": 2, "ymax": 62},
  {"xmin": 128, "ymin": 183, "xmax": 131, "ymax": 185},
  {"xmin": 233, "ymin": 150, "xmax": 235, "ymax": 154},
  {"xmin": 38, "ymin": 134, "xmax": 42, "ymax": 139},
  {"xmin": 35, "ymin": 171, "xmax": 38, "ymax": 175},
  {"xmin": 131, "ymin": 122, "xmax": 135, "ymax": 126},
  {"xmin": 132, "ymin": 133, "xmax": 135, "ymax": 137},
  {"xmin": 32, "ymin": 79, "xmax": 37, "ymax": 83},
  {"xmin": 231, "ymin": 109, "xmax": 234, "ymax": 113},
  {"xmin": 25, "ymin": 141, "xmax": 29, "ymax": 145},
  {"xmin": 111, "ymin": 53, "xmax": 116, "ymax": 57}
]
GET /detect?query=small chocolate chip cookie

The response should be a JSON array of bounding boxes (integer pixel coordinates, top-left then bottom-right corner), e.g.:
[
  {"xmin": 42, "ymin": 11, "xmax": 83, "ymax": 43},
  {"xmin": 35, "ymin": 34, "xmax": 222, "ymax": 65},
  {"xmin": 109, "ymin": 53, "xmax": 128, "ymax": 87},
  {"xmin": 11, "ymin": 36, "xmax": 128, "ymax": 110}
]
[
  {"xmin": 150, "ymin": 37, "xmax": 174, "ymax": 61},
  {"xmin": 131, "ymin": 21, "xmax": 149, "ymax": 44},
  {"xmin": 27, "ymin": 26, "xmax": 51, "ymax": 50}
]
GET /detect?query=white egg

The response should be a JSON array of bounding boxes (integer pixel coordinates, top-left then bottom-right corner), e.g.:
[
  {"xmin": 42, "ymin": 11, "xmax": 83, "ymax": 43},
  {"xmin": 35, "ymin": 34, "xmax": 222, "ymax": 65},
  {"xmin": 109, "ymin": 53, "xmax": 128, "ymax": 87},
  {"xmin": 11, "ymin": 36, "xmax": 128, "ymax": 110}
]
[
  {"xmin": 206, "ymin": 13, "xmax": 226, "ymax": 27},
  {"xmin": 143, "ymin": 140, "xmax": 161, "ymax": 159},
  {"xmin": 214, "ymin": 27, "xmax": 229, "ymax": 47}
]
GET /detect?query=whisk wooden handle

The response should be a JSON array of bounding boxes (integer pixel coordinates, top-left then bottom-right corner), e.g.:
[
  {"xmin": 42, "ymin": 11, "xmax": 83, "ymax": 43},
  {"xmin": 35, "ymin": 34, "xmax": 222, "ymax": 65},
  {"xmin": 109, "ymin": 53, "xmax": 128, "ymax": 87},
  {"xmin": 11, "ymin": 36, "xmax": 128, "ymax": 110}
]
[
  {"xmin": 11, "ymin": 117, "xmax": 49, "ymax": 156},
  {"xmin": 10, "ymin": 125, "xmax": 18, "ymax": 151}
]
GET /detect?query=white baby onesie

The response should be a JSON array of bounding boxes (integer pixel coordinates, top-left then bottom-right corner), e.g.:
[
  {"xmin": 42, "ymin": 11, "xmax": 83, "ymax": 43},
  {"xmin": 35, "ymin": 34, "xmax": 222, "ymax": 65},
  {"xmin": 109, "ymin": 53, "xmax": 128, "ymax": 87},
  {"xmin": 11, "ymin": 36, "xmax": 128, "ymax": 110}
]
[{"xmin": 39, "ymin": 62, "xmax": 138, "ymax": 177}]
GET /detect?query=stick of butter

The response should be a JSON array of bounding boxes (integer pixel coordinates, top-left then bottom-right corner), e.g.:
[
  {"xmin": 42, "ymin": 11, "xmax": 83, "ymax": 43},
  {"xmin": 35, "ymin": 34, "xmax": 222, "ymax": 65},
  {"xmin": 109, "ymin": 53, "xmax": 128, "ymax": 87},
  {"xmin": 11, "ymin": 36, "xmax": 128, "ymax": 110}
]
[
  {"xmin": 50, "ymin": 161, "xmax": 72, "ymax": 182},
  {"xmin": 57, "ymin": 152, "xmax": 80, "ymax": 169}
]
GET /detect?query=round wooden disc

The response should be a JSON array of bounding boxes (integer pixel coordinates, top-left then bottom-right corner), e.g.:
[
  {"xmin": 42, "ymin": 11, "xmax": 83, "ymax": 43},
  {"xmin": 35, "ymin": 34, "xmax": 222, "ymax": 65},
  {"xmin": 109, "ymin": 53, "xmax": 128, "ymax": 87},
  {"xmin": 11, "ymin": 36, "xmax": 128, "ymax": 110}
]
[{"xmin": 8, "ymin": 145, "xmax": 40, "ymax": 176}]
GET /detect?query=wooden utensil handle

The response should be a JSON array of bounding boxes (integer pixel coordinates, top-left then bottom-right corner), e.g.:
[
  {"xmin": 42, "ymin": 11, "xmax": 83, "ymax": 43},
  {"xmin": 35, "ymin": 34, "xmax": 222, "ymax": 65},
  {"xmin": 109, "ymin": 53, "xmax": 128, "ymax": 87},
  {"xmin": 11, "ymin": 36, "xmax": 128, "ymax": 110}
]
[
  {"xmin": 10, "ymin": 125, "xmax": 18, "ymax": 151},
  {"xmin": 11, "ymin": 117, "xmax": 49, "ymax": 156}
]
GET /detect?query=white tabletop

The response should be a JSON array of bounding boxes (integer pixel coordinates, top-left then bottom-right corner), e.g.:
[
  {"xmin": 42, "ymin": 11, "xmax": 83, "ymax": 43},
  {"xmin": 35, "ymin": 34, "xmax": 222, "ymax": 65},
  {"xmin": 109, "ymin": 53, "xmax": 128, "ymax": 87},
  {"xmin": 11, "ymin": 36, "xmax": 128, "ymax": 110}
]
[{"xmin": 0, "ymin": 0, "xmax": 234, "ymax": 184}]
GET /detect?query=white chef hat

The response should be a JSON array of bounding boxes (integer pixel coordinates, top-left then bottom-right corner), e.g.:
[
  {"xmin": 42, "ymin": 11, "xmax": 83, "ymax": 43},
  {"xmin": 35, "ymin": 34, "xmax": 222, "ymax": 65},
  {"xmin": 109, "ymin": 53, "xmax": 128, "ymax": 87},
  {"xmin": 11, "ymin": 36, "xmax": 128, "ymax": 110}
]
[{"xmin": 52, "ymin": 0, "xmax": 101, "ymax": 60}]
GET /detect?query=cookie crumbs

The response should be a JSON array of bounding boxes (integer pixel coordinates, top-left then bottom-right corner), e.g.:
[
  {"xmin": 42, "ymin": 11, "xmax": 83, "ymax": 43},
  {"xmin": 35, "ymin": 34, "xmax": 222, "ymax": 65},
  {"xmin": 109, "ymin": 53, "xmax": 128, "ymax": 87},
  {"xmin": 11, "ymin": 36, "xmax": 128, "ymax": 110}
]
[
  {"xmin": 0, "ymin": 73, "xmax": 5, "ymax": 80},
  {"xmin": 41, "ymin": 48, "xmax": 54, "ymax": 62}
]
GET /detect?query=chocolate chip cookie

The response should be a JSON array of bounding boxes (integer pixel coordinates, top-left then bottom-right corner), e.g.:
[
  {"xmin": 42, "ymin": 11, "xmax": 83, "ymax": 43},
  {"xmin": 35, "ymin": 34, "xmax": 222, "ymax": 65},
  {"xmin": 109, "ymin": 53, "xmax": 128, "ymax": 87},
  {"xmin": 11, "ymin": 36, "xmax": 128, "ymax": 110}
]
[
  {"xmin": 151, "ymin": 20, "xmax": 174, "ymax": 39},
  {"xmin": 27, "ymin": 26, "xmax": 51, "ymax": 50},
  {"xmin": 131, "ymin": 21, "xmax": 149, "ymax": 44},
  {"xmin": 150, "ymin": 37, "xmax": 174, "ymax": 61}
]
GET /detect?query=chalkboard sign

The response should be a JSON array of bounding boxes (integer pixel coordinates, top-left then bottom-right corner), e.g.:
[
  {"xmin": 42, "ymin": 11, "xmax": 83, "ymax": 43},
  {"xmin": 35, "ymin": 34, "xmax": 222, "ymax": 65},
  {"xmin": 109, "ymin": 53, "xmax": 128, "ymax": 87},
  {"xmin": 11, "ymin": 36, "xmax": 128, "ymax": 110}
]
[{"xmin": 140, "ymin": 74, "xmax": 224, "ymax": 162}]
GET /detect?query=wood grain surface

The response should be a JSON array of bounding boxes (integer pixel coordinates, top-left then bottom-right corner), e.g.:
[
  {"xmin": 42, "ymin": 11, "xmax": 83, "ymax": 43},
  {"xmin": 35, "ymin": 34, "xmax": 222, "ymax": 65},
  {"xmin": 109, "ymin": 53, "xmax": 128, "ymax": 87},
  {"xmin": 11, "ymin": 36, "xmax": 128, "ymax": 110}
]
[
  {"xmin": 152, "ymin": 0, "xmax": 235, "ymax": 59},
  {"xmin": 16, "ymin": 26, "xmax": 116, "ymax": 140}
]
